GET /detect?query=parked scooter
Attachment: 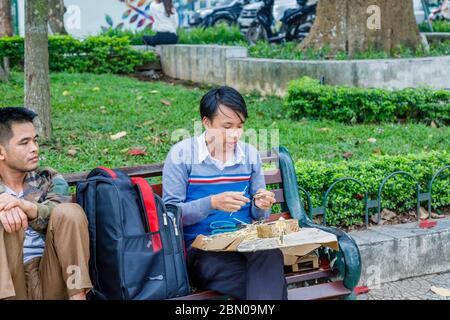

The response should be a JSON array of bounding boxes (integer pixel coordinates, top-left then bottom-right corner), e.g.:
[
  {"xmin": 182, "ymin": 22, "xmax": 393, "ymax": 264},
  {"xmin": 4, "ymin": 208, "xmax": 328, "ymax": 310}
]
[{"xmin": 246, "ymin": 0, "xmax": 316, "ymax": 44}]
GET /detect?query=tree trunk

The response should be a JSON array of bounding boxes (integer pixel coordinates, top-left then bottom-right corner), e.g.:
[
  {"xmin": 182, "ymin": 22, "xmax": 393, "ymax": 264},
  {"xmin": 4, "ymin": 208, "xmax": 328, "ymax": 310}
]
[
  {"xmin": 300, "ymin": 0, "xmax": 421, "ymax": 57},
  {"xmin": 0, "ymin": 0, "xmax": 13, "ymax": 37},
  {"xmin": 0, "ymin": 0, "xmax": 12, "ymax": 82},
  {"xmin": 25, "ymin": 0, "xmax": 52, "ymax": 138},
  {"xmin": 0, "ymin": 57, "xmax": 10, "ymax": 82},
  {"xmin": 48, "ymin": 0, "xmax": 67, "ymax": 35}
]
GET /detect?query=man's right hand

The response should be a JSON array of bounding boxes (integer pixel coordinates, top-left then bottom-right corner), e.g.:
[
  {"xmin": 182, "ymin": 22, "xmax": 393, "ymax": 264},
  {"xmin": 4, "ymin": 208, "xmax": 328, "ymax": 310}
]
[
  {"xmin": 0, "ymin": 207, "xmax": 28, "ymax": 234},
  {"xmin": 211, "ymin": 192, "xmax": 250, "ymax": 213}
]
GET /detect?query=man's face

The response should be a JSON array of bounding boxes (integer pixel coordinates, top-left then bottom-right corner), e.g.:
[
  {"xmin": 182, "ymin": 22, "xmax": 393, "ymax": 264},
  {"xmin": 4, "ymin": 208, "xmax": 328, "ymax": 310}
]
[
  {"xmin": 203, "ymin": 104, "xmax": 245, "ymax": 153},
  {"xmin": 0, "ymin": 122, "xmax": 39, "ymax": 172}
]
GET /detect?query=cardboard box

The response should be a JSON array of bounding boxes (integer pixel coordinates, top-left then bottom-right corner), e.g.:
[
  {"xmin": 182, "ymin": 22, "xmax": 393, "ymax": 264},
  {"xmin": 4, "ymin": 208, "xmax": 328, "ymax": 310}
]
[{"xmin": 191, "ymin": 224, "xmax": 339, "ymax": 256}]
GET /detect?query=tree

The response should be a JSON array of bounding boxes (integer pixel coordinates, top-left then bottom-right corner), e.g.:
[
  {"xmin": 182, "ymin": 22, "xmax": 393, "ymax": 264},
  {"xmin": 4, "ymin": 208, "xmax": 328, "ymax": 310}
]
[
  {"xmin": 0, "ymin": 0, "xmax": 13, "ymax": 37},
  {"xmin": 25, "ymin": 0, "xmax": 52, "ymax": 138},
  {"xmin": 300, "ymin": 0, "xmax": 422, "ymax": 57},
  {"xmin": 0, "ymin": 0, "xmax": 13, "ymax": 83},
  {"xmin": 48, "ymin": 0, "xmax": 68, "ymax": 35}
]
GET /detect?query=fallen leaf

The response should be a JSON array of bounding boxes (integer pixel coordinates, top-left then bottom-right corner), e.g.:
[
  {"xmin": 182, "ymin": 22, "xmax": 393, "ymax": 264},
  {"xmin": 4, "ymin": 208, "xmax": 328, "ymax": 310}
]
[
  {"xmin": 430, "ymin": 286, "xmax": 450, "ymax": 297},
  {"xmin": 354, "ymin": 194, "xmax": 364, "ymax": 200},
  {"xmin": 372, "ymin": 148, "xmax": 382, "ymax": 156},
  {"xmin": 145, "ymin": 136, "xmax": 162, "ymax": 144},
  {"xmin": 67, "ymin": 149, "xmax": 77, "ymax": 156},
  {"xmin": 127, "ymin": 149, "xmax": 147, "ymax": 156},
  {"xmin": 160, "ymin": 99, "xmax": 172, "ymax": 106},
  {"xmin": 431, "ymin": 212, "xmax": 446, "ymax": 219},
  {"xmin": 62, "ymin": 90, "xmax": 70, "ymax": 96},
  {"xmin": 420, "ymin": 207, "xmax": 429, "ymax": 220},
  {"xmin": 143, "ymin": 120, "xmax": 155, "ymax": 126},
  {"xmin": 367, "ymin": 138, "xmax": 377, "ymax": 143},
  {"xmin": 370, "ymin": 215, "xmax": 381, "ymax": 224},
  {"xmin": 381, "ymin": 209, "xmax": 397, "ymax": 221},
  {"xmin": 319, "ymin": 128, "xmax": 331, "ymax": 133},
  {"xmin": 343, "ymin": 151, "xmax": 353, "ymax": 160},
  {"xmin": 110, "ymin": 131, "xmax": 127, "ymax": 140}
]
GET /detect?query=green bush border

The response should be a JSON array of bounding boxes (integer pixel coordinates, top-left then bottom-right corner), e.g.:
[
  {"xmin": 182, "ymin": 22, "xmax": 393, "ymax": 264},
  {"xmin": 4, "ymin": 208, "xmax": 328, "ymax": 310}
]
[
  {"xmin": 0, "ymin": 35, "xmax": 157, "ymax": 74},
  {"xmin": 285, "ymin": 77, "xmax": 450, "ymax": 125},
  {"xmin": 295, "ymin": 151, "xmax": 450, "ymax": 227}
]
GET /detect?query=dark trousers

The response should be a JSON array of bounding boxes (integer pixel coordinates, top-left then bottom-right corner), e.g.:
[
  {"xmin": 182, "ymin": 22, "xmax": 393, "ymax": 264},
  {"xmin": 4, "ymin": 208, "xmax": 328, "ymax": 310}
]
[
  {"xmin": 187, "ymin": 247, "xmax": 288, "ymax": 300},
  {"xmin": 143, "ymin": 32, "xmax": 178, "ymax": 46}
]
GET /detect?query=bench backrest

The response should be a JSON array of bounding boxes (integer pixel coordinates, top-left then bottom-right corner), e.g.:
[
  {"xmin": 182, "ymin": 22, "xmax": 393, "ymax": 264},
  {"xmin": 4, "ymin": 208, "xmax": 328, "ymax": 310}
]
[{"xmin": 64, "ymin": 150, "xmax": 281, "ymax": 197}]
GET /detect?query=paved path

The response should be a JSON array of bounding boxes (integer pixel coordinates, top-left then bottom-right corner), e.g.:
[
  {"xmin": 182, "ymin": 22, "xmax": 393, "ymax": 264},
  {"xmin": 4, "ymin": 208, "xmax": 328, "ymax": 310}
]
[{"xmin": 357, "ymin": 272, "xmax": 450, "ymax": 300}]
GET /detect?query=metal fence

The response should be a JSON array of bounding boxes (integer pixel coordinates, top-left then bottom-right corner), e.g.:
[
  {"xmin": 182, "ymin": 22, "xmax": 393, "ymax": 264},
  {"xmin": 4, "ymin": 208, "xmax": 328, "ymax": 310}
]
[{"xmin": 298, "ymin": 165, "xmax": 450, "ymax": 227}]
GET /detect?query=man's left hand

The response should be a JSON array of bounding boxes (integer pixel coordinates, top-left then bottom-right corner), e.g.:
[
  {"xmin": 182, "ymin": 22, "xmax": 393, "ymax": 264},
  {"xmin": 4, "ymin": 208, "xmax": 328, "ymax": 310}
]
[
  {"xmin": 0, "ymin": 193, "xmax": 37, "ymax": 220},
  {"xmin": 254, "ymin": 189, "xmax": 276, "ymax": 210}
]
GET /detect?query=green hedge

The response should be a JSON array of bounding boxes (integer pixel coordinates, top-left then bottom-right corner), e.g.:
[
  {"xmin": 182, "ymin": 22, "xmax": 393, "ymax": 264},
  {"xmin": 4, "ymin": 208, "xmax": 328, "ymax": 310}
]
[
  {"xmin": 0, "ymin": 35, "xmax": 156, "ymax": 74},
  {"xmin": 285, "ymin": 77, "xmax": 450, "ymax": 125},
  {"xmin": 296, "ymin": 151, "xmax": 450, "ymax": 227},
  {"xmin": 178, "ymin": 25, "xmax": 245, "ymax": 45},
  {"xmin": 100, "ymin": 24, "xmax": 246, "ymax": 45},
  {"xmin": 419, "ymin": 20, "xmax": 450, "ymax": 32}
]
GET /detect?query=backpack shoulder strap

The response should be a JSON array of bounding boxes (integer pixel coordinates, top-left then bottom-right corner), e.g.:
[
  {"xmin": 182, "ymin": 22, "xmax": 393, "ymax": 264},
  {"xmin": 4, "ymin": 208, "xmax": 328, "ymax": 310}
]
[{"xmin": 131, "ymin": 177, "xmax": 162, "ymax": 252}]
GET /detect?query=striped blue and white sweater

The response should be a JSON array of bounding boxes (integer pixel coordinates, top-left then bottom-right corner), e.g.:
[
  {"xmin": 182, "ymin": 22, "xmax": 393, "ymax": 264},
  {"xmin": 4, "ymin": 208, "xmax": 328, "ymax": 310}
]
[{"xmin": 162, "ymin": 133, "xmax": 270, "ymax": 246}]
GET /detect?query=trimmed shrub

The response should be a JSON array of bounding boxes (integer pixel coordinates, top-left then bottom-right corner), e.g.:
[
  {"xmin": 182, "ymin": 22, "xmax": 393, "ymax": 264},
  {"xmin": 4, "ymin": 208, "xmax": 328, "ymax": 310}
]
[
  {"xmin": 419, "ymin": 20, "xmax": 450, "ymax": 32},
  {"xmin": 0, "ymin": 35, "xmax": 156, "ymax": 74},
  {"xmin": 295, "ymin": 151, "xmax": 450, "ymax": 227},
  {"xmin": 100, "ymin": 24, "xmax": 246, "ymax": 45},
  {"xmin": 285, "ymin": 77, "xmax": 450, "ymax": 125},
  {"xmin": 178, "ymin": 24, "xmax": 246, "ymax": 45}
]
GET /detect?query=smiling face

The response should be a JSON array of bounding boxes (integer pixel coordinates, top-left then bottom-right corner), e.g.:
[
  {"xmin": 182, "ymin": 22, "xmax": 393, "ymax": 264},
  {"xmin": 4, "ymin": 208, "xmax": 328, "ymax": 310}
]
[
  {"xmin": 0, "ymin": 122, "xmax": 39, "ymax": 173},
  {"xmin": 202, "ymin": 104, "xmax": 245, "ymax": 154}
]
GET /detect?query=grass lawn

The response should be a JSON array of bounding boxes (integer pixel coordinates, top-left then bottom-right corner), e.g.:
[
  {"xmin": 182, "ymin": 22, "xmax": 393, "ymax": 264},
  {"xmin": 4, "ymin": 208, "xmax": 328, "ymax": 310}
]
[{"xmin": 0, "ymin": 72, "xmax": 448, "ymax": 174}]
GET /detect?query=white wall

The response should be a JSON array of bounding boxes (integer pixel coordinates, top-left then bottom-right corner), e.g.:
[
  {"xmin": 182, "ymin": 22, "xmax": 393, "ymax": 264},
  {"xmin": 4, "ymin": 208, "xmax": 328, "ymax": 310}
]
[{"xmin": 15, "ymin": 0, "xmax": 198, "ymax": 38}]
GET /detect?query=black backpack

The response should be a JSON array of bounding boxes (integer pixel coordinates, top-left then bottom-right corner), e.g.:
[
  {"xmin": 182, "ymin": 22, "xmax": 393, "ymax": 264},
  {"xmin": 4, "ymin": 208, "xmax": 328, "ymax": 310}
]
[{"xmin": 76, "ymin": 167, "xmax": 190, "ymax": 300}]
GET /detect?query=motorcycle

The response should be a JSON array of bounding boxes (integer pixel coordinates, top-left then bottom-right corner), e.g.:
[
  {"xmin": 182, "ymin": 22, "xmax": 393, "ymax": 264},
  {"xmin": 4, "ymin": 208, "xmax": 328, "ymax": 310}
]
[{"xmin": 246, "ymin": 0, "xmax": 316, "ymax": 44}]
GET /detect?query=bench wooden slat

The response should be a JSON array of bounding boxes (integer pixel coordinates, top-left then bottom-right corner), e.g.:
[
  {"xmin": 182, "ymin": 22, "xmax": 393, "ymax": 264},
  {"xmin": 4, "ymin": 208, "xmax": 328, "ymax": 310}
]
[
  {"xmin": 264, "ymin": 169, "xmax": 282, "ymax": 185},
  {"xmin": 64, "ymin": 151, "xmax": 279, "ymax": 186},
  {"xmin": 64, "ymin": 163, "xmax": 165, "ymax": 185},
  {"xmin": 266, "ymin": 212, "xmax": 292, "ymax": 221},
  {"xmin": 285, "ymin": 268, "xmax": 338, "ymax": 285},
  {"xmin": 170, "ymin": 290, "xmax": 223, "ymax": 300},
  {"xmin": 153, "ymin": 184, "xmax": 163, "ymax": 197},
  {"xmin": 172, "ymin": 269, "xmax": 341, "ymax": 300},
  {"xmin": 287, "ymin": 281, "xmax": 351, "ymax": 300}
]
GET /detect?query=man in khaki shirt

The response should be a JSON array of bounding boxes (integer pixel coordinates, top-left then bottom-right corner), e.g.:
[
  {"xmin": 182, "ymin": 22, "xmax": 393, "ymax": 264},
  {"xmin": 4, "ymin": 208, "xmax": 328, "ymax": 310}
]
[{"xmin": 0, "ymin": 107, "xmax": 92, "ymax": 300}]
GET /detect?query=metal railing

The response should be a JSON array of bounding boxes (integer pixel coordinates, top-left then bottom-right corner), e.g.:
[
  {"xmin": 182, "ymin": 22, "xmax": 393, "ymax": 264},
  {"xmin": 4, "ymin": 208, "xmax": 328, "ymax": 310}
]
[{"xmin": 297, "ymin": 165, "xmax": 450, "ymax": 227}]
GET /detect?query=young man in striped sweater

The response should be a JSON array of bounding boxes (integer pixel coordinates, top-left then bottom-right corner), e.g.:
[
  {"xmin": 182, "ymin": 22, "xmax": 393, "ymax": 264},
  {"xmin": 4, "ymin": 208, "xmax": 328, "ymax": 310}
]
[{"xmin": 163, "ymin": 86, "xmax": 288, "ymax": 300}]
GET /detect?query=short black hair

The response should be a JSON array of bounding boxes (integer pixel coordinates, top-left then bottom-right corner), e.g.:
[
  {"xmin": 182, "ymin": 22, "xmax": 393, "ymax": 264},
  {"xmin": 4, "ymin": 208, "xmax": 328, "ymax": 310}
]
[
  {"xmin": 200, "ymin": 86, "xmax": 248, "ymax": 122},
  {"xmin": 0, "ymin": 107, "xmax": 37, "ymax": 145}
]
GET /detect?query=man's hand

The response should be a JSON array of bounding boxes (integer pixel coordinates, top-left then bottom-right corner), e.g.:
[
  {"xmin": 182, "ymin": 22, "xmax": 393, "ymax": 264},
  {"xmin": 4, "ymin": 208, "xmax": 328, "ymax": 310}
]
[
  {"xmin": 253, "ymin": 189, "xmax": 276, "ymax": 210},
  {"xmin": 0, "ymin": 207, "xmax": 28, "ymax": 233},
  {"xmin": 211, "ymin": 192, "xmax": 250, "ymax": 213},
  {"xmin": 0, "ymin": 193, "xmax": 38, "ymax": 220}
]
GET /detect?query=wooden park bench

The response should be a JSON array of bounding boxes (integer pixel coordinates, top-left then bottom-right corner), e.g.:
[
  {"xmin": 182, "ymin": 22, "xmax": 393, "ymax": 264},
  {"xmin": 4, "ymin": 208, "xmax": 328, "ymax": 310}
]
[{"xmin": 63, "ymin": 146, "xmax": 362, "ymax": 300}]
